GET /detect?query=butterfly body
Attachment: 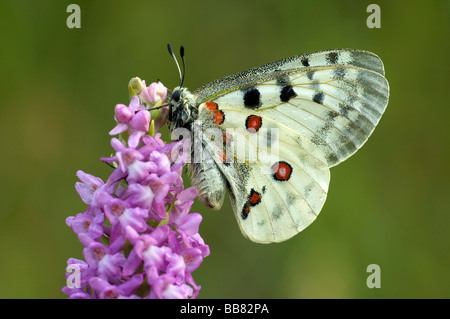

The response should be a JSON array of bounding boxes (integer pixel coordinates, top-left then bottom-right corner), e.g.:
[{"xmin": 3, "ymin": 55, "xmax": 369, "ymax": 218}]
[{"xmin": 167, "ymin": 49, "xmax": 389, "ymax": 243}]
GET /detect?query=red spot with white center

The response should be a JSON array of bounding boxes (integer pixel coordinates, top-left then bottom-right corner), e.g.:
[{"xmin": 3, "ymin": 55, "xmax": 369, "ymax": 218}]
[
  {"xmin": 245, "ymin": 115, "xmax": 262, "ymax": 132},
  {"xmin": 271, "ymin": 161, "xmax": 293, "ymax": 181}
]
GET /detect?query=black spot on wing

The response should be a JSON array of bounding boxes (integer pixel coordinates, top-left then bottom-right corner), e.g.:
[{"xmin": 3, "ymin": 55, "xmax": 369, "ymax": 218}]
[
  {"xmin": 326, "ymin": 52, "xmax": 339, "ymax": 64},
  {"xmin": 243, "ymin": 87, "xmax": 261, "ymax": 109},
  {"xmin": 313, "ymin": 92, "xmax": 324, "ymax": 105},
  {"xmin": 301, "ymin": 58, "xmax": 310, "ymax": 67},
  {"xmin": 280, "ymin": 85, "xmax": 297, "ymax": 102}
]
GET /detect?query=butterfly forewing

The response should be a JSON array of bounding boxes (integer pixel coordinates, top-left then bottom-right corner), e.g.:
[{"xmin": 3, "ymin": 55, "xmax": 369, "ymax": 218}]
[{"xmin": 197, "ymin": 51, "xmax": 388, "ymax": 167}]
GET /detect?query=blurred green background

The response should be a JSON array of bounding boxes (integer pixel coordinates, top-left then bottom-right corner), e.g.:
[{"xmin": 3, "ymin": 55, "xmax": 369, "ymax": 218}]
[{"xmin": 0, "ymin": 0, "xmax": 449, "ymax": 298}]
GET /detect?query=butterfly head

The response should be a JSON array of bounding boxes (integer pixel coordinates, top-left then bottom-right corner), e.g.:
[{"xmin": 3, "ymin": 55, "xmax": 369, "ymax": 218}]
[
  {"xmin": 166, "ymin": 44, "xmax": 198, "ymax": 131},
  {"xmin": 168, "ymin": 86, "xmax": 197, "ymax": 131}
]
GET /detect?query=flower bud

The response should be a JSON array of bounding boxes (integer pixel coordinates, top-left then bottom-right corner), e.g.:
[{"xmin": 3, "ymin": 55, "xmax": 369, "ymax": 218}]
[
  {"xmin": 114, "ymin": 104, "xmax": 133, "ymax": 123},
  {"xmin": 148, "ymin": 81, "xmax": 167, "ymax": 104},
  {"xmin": 128, "ymin": 77, "xmax": 145, "ymax": 97}
]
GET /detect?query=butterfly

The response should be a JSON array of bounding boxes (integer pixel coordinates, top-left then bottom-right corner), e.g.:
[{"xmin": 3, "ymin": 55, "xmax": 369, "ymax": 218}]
[{"xmin": 166, "ymin": 45, "xmax": 389, "ymax": 243}]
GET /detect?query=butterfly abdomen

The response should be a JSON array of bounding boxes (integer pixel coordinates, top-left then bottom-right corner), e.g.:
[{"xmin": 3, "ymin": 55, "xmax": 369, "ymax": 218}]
[{"xmin": 190, "ymin": 153, "xmax": 226, "ymax": 210}]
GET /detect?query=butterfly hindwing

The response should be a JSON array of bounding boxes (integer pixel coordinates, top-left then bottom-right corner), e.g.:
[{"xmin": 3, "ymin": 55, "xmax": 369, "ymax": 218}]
[{"xmin": 199, "ymin": 101, "xmax": 330, "ymax": 243}]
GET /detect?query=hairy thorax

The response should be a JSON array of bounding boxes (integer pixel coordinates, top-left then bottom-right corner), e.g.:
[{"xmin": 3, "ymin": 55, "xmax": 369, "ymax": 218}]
[{"xmin": 168, "ymin": 87, "xmax": 226, "ymax": 210}]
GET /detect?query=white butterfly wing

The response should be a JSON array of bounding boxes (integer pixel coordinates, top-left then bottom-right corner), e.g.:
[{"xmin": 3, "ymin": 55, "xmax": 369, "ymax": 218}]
[
  {"xmin": 200, "ymin": 122, "xmax": 330, "ymax": 243},
  {"xmin": 195, "ymin": 49, "xmax": 389, "ymax": 167},
  {"xmin": 193, "ymin": 49, "xmax": 389, "ymax": 242}
]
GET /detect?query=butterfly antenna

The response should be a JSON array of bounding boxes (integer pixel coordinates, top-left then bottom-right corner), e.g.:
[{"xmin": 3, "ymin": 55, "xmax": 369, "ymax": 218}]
[
  {"xmin": 180, "ymin": 45, "xmax": 186, "ymax": 88},
  {"xmin": 167, "ymin": 43, "xmax": 183, "ymax": 87}
]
